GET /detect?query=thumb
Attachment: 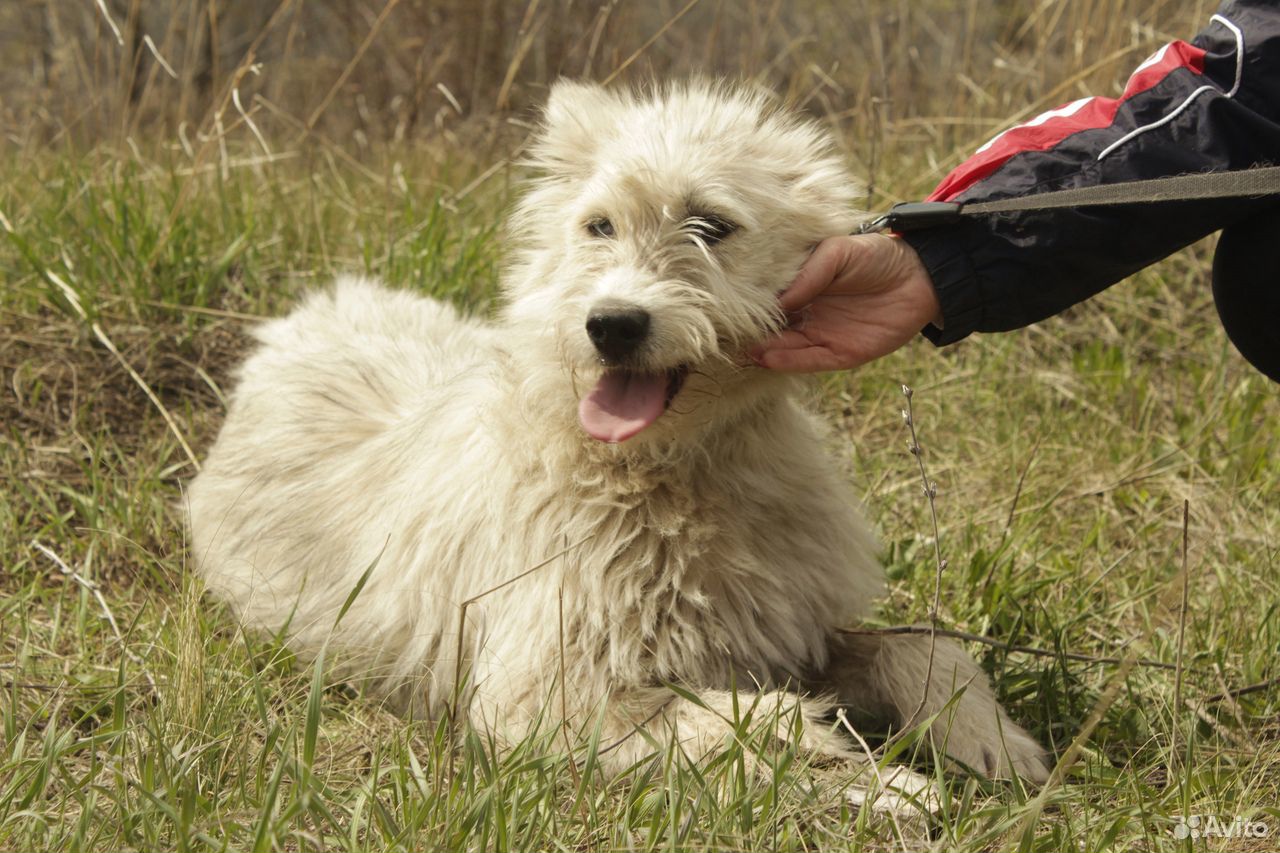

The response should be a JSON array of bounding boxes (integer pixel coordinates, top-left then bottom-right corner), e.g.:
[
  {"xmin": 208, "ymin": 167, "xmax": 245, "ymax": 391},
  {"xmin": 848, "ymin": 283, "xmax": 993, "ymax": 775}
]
[{"xmin": 776, "ymin": 237, "xmax": 858, "ymax": 313}]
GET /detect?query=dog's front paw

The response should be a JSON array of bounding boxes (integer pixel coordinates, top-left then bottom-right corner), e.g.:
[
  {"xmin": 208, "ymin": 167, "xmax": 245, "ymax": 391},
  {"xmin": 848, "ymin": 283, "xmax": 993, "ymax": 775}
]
[{"xmin": 846, "ymin": 762, "xmax": 942, "ymax": 819}]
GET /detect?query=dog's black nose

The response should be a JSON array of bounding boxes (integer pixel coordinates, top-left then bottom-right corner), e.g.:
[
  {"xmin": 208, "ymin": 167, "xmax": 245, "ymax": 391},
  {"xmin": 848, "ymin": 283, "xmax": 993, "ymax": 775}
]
[{"xmin": 586, "ymin": 307, "xmax": 650, "ymax": 363}]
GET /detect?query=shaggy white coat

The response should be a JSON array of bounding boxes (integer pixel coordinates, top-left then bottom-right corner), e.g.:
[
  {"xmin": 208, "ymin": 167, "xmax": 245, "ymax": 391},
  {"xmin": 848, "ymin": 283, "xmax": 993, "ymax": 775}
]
[{"xmin": 188, "ymin": 81, "xmax": 1049, "ymax": 784}]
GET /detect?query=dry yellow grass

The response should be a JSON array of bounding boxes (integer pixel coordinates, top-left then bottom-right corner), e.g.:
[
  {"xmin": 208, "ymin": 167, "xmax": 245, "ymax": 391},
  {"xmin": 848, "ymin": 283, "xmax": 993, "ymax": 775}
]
[{"xmin": 1, "ymin": 2, "xmax": 1276, "ymax": 850}]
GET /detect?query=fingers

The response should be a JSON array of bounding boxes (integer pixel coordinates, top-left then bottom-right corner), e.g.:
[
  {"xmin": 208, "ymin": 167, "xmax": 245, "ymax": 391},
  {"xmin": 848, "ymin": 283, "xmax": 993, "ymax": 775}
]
[
  {"xmin": 751, "ymin": 330, "xmax": 858, "ymax": 373},
  {"xmin": 753, "ymin": 343, "xmax": 851, "ymax": 373},
  {"xmin": 760, "ymin": 233, "xmax": 925, "ymax": 372}
]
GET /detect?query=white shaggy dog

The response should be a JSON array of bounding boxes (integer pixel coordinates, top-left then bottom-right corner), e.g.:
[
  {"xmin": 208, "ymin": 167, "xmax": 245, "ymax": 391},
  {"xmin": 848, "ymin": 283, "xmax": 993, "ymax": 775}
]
[{"xmin": 188, "ymin": 81, "xmax": 1050, "ymax": 785}]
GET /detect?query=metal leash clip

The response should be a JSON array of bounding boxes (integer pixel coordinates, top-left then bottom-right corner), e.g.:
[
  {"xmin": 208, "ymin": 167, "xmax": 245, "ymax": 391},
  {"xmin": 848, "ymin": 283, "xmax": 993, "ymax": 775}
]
[
  {"xmin": 856, "ymin": 213, "xmax": 892, "ymax": 234},
  {"xmin": 855, "ymin": 201, "xmax": 965, "ymax": 235}
]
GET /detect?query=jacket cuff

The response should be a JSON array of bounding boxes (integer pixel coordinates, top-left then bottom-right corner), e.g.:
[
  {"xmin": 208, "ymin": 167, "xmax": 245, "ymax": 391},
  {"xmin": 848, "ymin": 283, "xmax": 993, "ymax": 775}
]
[{"xmin": 900, "ymin": 227, "xmax": 985, "ymax": 346}]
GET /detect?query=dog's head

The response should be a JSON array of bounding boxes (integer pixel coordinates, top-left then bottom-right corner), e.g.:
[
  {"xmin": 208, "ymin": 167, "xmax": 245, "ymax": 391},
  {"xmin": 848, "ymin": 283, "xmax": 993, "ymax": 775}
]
[{"xmin": 504, "ymin": 81, "xmax": 859, "ymax": 445}]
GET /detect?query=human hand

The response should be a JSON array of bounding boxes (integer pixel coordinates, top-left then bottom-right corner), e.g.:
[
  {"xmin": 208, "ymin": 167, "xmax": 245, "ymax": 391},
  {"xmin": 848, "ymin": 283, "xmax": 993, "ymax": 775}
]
[{"xmin": 751, "ymin": 234, "xmax": 942, "ymax": 372}]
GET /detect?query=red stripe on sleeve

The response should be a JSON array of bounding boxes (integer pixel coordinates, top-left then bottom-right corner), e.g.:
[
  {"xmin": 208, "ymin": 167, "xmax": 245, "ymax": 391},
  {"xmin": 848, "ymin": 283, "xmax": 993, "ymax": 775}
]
[{"xmin": 926, "ymin": 40, "xmax": 1208, "ymax": 202}]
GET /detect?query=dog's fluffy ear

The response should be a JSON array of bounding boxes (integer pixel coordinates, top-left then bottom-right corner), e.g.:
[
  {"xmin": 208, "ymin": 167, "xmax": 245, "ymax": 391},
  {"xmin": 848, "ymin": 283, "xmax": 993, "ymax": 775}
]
[
  {"xmin": 763, "ymin": 121, "xmax": 863, "ymax": 236},
  {"xmin": 532, "ymin": 80, "xmax": 619, "ymax": 177},
  {"xmin": 784, "ymin": 158, "xmax": 863, "ymax": 235}
]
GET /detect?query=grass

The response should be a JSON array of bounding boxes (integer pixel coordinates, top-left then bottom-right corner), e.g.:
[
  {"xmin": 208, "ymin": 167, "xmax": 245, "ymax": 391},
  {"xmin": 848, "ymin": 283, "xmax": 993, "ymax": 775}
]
[{"xmin": 3, "ymin": 0, "xmax": 1279, "ymax": 850}]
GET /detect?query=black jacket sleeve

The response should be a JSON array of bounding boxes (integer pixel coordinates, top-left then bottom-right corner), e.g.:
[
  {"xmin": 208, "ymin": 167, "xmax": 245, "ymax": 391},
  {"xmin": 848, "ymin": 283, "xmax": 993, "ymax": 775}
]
[{"xmin": 903, "ymin": 0, "xmax": 1280, "ymax": 345}]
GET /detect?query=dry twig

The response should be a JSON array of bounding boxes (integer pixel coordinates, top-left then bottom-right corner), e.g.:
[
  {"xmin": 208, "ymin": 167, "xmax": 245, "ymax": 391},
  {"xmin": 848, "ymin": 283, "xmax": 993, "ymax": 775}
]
[
  {"xmin": 898, "ymin": 384, "xmax": 946, "ymax": 731},
  {"xmin": 32, "ymin": 540, "xmax": 155, "ymax": 691}
]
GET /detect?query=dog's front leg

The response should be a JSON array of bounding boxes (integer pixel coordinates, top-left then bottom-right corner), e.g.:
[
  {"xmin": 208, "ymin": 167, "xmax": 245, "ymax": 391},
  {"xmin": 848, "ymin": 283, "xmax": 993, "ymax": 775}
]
[
  {"xmin": 817, "ymin": 632, "xmax": 1051, "ymax": 783},
  {"xmin": 588, "ymin": 686, "xmax": 855, "ymax": 775},
  {"xmin": 596, "ymin": 686, "xmax": 940, "ymax": 819}
]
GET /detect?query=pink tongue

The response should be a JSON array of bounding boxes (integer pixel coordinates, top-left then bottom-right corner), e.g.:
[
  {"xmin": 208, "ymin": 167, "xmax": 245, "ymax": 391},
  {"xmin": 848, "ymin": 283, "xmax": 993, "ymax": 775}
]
[{"xmin": 578, "ymin": 370, "xmax": 668, "ymax": 443}]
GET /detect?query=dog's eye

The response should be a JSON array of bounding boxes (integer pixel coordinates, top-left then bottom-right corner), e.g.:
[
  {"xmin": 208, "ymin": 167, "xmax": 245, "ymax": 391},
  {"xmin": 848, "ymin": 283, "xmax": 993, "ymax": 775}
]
[
  {"xmin": 586, "ymin": 217, "xmax": 614, "ymax": 238},
  {"xmin": 686, "ymin": 214, "xmax": 737, "ymax": 247}
]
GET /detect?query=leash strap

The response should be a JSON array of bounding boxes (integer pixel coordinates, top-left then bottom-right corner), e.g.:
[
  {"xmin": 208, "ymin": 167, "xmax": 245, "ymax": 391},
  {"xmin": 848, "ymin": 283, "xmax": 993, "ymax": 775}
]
[{"xmin": 859, "ymin": 165, "xmax": 1280, "ymax": 233}]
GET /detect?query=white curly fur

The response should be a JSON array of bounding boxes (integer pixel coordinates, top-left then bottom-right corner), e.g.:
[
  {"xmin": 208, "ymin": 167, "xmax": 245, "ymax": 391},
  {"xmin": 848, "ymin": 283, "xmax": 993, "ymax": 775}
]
[{"xmin": 187, "ymin": 81, "xmax": 1049, "ymax": 784}]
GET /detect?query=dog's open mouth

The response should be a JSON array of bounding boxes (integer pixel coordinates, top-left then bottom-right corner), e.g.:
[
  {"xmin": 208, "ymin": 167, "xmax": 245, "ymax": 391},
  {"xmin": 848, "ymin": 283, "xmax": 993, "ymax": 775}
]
[{"xmin": 578, "ymin": 366, "xmax": 689, "ymax": 443}]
